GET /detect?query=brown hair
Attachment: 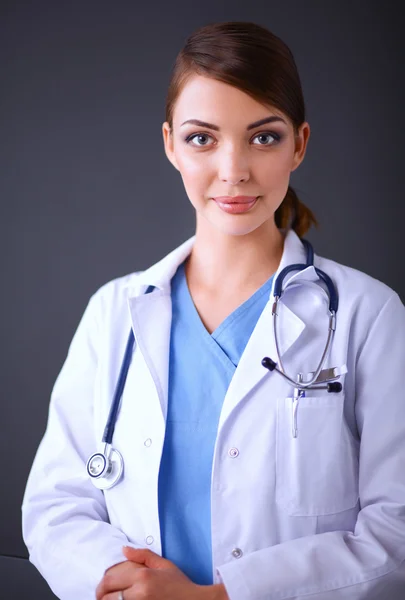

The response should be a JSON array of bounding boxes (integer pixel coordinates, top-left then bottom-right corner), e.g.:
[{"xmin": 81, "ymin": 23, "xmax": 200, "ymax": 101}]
[{"xmin": 164, "ymin": 21, "xmax": 318, "ymax": 237}]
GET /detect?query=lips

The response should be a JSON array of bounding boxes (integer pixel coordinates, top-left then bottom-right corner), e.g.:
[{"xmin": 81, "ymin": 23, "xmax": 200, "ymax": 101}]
[
  {"xmin": 212, "ymin": 196, "xmax": 259, "ymax": 214},
  {"xmin": 213, "ymin": 196, "xmax": 257, "ymax": 204}
]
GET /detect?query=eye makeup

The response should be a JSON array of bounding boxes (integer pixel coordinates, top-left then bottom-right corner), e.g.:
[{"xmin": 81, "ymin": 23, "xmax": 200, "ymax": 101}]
[{"xmin": 184, "ymin": 130, "xmax": 283, "ymax": 147}]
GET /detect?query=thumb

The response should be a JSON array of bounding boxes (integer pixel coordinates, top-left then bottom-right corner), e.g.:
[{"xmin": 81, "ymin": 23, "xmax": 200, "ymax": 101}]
[{"xmin": 122, "ymin": 546, "xmax": 177, "ymax": 570}]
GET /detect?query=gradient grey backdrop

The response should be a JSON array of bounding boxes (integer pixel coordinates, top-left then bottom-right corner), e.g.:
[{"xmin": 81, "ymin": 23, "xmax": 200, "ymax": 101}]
[{"xmin": 1, "ymin": 1, "xmax": 404, "ymax": 597}]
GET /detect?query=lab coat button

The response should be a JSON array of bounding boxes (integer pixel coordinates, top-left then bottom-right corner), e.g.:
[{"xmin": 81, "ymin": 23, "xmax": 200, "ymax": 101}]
[
  {"xmin": 231, "ymin": 547, "xmax": 243, "ymax": 558},
  {"xmin": 145, "ymin": 536, "xmax": 154, "ymax": 545},
  {"xmin": 228, "ymin": 447, "xmax": 239, "ymax": 458},
  {"xmin": 144, "ymin": 438, "xmax": 152, "ymax": 447}
]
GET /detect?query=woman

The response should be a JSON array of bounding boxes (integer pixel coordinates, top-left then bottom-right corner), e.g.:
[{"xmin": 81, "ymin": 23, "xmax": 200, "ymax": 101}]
[{"xmin": 22, "ymin": 21, "xmax": 405, "ymax": 600}]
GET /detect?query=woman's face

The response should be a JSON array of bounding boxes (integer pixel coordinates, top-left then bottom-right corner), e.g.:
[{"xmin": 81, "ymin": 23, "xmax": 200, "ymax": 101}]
[{"xmin": 162, "ymin": 74, "xmax": 310, "ymax": 237}]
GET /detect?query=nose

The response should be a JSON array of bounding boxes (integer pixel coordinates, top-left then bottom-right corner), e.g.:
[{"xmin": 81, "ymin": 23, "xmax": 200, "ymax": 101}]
[
  {"xmin": 218, "ymin": 145, "xmax": 250, "ymax": 185},
  {"xmin": 221, "ymin": 175, "xmax": 247, "ymax": 185}
]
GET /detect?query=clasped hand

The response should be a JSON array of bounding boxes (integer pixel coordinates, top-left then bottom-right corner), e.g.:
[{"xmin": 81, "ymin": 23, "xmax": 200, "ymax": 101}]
[{"xmin": 95, "ymin": 546, "xmax": 228, "ymax": 600}]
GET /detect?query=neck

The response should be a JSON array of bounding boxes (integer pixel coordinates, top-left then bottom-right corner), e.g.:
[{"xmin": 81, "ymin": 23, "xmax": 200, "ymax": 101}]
[{"xmin": 185, "ymin": 219, "xmax": 285, "ymax": 296}]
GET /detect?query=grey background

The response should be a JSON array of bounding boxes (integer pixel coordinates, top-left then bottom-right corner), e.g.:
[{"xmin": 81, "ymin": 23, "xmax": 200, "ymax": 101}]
[{"xmin": 1, "ymin": 1, "xmax": 404, "ymax": 597}]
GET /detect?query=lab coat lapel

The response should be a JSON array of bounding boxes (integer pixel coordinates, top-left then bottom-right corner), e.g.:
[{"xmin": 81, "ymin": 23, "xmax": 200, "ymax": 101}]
[
  {"xmin": 218, "ymin": 230, "xmax": 309, "ymax": 427},
  {"xmin": 126, "ymin": 236, "xmax": 196, "ymax": 425},
  {"xmin": 127, "ymin": 290, "xmax": 172, "ymax": 427}
]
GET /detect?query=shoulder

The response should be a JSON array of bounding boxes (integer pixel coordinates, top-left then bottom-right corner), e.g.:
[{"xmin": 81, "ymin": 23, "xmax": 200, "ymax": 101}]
[
  {"xmin": 90, "ymin": 236, "xmax": 196, "ymax": 308},
  {"xmin": 87, "ymin": 270, "xmax": 145, "ymax": 315},
  {"xmin": 315, "ymin": 253, "xmax": 404, "ymax": 324}
]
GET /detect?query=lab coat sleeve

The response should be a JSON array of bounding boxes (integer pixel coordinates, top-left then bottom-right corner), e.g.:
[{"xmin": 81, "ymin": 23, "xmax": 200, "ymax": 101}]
[
  {"xmin": 21, "ymin": 287, "xmax": 139, "ymax": 600},
  {"xmin": 216, "ymin": 292, "xmax": 405, "ymax": 600}
]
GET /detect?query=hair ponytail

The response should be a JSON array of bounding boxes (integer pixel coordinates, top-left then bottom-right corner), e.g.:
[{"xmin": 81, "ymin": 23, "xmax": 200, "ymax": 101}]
[{"xmin": 275, "ymin": 186, "xmax": 318, "ymax": 238}]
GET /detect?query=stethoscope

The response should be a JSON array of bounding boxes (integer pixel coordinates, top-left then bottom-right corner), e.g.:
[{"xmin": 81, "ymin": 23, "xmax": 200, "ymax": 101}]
[
  {"xmin": 261, "ymin": 238, "xmax": 344, "ymax": 437},
  {"xmin": 87, "ymin": 239, "xmax": 342, "ymax": 489}
]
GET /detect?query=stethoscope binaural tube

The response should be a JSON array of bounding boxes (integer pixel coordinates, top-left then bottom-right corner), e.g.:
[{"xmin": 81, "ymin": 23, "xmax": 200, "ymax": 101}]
[{"xmin": 262, "ymin": 239, "xmax": 341, "ymax": 394}]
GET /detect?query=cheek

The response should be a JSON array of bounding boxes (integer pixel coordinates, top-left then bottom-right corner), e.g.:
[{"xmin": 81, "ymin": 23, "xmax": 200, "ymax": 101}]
[
  {"xmin": 175, "ymin": 145, "xmax": 202, "ymax": 170},
  {"xmin": 176, "ymin": 153, "xmax": 212, "ymax": 191},
  {"xmin": 260, "ymin": 147, "xmax": 294, "ymax": 179}
]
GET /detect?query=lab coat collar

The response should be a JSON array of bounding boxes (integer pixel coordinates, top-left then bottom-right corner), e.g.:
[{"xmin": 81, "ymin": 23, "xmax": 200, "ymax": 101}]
[
  {"xmin": 127, "ymin": 236, "xmax": 196, "ymax": 296},
  {"xmin": 126, "ymin": 229, "xmax": 316, "ymax": 426},
  {"xmin": 127, "ymin": 228, "xmax": 314, "ymax": 297}
]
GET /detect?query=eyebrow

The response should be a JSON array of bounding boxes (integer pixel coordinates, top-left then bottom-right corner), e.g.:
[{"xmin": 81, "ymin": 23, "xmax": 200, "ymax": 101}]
[{"xmin": 180, "ymin": 116, "xmax": 287, "ymax": 131}]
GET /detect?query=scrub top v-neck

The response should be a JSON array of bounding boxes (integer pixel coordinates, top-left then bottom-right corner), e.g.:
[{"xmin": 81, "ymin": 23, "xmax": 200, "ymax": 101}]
[{"xmin": 157, "ymin": 260, "xmax": 275, "ymax": 585}]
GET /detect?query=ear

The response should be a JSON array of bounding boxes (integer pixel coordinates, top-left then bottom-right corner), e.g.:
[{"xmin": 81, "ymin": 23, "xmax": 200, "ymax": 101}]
[
  {"xmin": 290, "ymin": 121, "xmax": 310, "ymax": 172},
  {"xmin": 162, "ymin": 122, "xmax": 180, "ymax": 171}
]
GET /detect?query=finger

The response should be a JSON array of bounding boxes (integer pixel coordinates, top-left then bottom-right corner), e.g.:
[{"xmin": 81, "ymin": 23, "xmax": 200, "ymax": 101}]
[
  {"xmin": 104, "ymin": 560, "xmax": 145, "ymax": 575},
  {"xmin": 122, "ymin": 546, "xmax": 177, "ymax": 570},
  {"xmin": 102, "ymin": 591, "xmax": 131, "ymax": 600},
  {"xmin": 96, "ymin": 562, "xmax": 146, "ymax": 600}
]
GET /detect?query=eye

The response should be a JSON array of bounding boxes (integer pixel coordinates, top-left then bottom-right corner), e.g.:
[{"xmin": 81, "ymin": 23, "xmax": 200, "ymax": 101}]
[
  {"xmin": 185, "ymin": 133, "xmax": 214, "ymax": 147},
  {"xmin": 184, "ymin": 131, "xmax": 282, "ymax": 147},
  {"xmin": 252, "ymin": 131, "xmax": 281, "ymax": 146}
]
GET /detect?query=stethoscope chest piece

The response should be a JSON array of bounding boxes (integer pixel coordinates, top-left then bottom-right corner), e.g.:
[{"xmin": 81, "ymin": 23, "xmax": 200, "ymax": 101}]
[{"xmin": 86, "ymin": 447, "xmax": 124, "ymax": 490}]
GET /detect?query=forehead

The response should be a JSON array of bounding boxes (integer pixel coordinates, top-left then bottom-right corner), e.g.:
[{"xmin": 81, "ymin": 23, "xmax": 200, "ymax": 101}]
[{"xmin": 172, "ymin": 74, "xmax": 286, "ymax": 126}]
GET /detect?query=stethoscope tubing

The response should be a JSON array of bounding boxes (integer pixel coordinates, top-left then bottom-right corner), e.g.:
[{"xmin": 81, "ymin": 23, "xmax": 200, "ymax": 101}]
[
  {"xmin": 273, "ymin": 239, "xmax": 338, "ymax": 313},
  {"xmin": 271, "ymin": 238, "xmax": 338, "ymax": 388},
  {"xmin": 272, "ymin": 298, "xmax": 336, "ymax": 388},
  {"xmin": 102, "ymin": 284, "xmax": 155, "ymax": 446}
]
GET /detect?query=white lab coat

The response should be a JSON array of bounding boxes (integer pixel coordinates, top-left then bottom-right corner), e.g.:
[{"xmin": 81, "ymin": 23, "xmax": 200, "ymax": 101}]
[{"xmin": 22, "ymin": 229, "xmax": 405, "ymax": 600}]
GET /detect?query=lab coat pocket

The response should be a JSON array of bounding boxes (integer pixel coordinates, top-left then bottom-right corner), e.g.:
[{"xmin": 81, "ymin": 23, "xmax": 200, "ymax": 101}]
[{"xmin": 276, "ymin": 394, "xmax": 359, "ymax": 516}]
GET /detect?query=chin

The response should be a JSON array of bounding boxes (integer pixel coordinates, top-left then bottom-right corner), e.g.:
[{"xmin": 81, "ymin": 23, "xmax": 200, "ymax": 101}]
[
  {"xmin": 210, "ymin": 218, "xmax": 270, "ymax": 237},
  {"xmin": 197, "ymin": 202, "xmax": 275, "ymax": 237}
]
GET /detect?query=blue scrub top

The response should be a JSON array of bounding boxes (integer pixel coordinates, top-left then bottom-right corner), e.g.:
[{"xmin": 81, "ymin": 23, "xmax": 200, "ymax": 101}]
[{"xmin": 158, "ymin": 261, "xmax": 275, "ymax": 584}]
